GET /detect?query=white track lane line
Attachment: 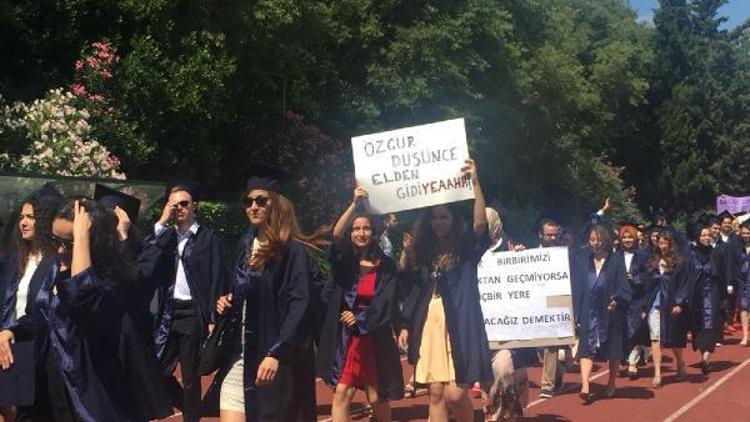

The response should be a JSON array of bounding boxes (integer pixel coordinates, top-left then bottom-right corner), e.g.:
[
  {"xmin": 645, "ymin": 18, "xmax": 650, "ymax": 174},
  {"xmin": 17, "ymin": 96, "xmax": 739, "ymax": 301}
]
[{"xmin": 663, "ymin": 355, "xmax": 750, "ymax": 422}]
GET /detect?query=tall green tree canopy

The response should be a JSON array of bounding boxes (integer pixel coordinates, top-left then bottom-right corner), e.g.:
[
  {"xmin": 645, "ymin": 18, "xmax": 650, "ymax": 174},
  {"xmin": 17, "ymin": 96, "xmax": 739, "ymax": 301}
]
[{"xmin": 2, "ymin": 0, "xmax": 749, "ymax": 237}]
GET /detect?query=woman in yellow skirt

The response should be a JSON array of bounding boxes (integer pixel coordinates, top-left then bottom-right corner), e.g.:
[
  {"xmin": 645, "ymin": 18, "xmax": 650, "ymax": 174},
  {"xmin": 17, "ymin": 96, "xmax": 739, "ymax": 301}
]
[{"xmin": 398, "ymin": 158, "xmax": 493, "ymax": 422}]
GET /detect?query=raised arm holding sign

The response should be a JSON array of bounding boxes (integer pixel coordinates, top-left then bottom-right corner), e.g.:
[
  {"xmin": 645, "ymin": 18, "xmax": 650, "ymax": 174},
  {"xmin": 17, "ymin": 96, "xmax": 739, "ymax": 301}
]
[{"xmin": 396, "ymin": 156, "xmax": 492, "ymax": 422}]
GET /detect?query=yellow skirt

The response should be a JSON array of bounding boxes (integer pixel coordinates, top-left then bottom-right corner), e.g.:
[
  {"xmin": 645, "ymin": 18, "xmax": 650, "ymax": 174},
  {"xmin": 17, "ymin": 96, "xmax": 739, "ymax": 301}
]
[{"xmin": 415, "ymin": 294, "xmax": 456, "ymax": 384}]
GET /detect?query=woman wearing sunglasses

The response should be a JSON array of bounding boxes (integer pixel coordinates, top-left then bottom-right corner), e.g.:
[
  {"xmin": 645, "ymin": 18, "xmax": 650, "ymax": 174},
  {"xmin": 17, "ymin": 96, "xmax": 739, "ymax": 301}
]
[
  {"xmin": 206, "ymin": 174, "xmax": 327, "ymax": 422},
  {"xmin": 0, "ymin": 189, "xmax": 61, "ymax": 420},
  {"xmin": 28, "ymin": 198, "xmax": 170, "ymax": 422},
  {"xmin": 317, "ymin": 186, "xmax": 403, "ymax": 421}
]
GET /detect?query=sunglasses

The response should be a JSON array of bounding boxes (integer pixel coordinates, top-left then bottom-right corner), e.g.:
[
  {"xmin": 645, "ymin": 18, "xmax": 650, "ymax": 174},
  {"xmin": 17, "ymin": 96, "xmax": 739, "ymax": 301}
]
[
  {"xmin": 49, "ymin": 234, "xmax": 74, "ymax": 249},
  {"xmin": 243, "ymin": 196, "xmax": 270, "ymax": 208},
  {"xmin": 173, "ymin": 200, "xmax": 193, "ymax": 209}
]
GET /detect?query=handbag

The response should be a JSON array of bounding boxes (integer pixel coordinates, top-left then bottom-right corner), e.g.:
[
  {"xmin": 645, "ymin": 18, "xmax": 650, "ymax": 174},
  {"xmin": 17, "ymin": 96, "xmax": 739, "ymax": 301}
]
[{"xmin": 198, "ymin": 313, "xmax": 236, "ymax": 376}]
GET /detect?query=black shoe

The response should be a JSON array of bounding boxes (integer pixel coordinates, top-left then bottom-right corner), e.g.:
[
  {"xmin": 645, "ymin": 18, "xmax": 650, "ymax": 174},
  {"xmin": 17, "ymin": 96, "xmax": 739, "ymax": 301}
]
[
  {"xmin": 539, "ymin": 388, "xmax": 554, "ymax": 399},
  {"xmin": 579, "ymin": 391, "xmax": 595, "ymax": 405},
  {"xmin": 628, "ymin": 369, "xmax": 638, "ymax": 380},
  {"xmin": 700, "ymin": 360, "xmax": 710, "ymax": 375}
]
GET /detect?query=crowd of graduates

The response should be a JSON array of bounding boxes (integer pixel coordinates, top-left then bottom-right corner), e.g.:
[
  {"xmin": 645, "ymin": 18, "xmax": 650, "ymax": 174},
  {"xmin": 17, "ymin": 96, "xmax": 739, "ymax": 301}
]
[{"xmin": 0, "ymin": 160, "xmax": 749, "ymax": 422}]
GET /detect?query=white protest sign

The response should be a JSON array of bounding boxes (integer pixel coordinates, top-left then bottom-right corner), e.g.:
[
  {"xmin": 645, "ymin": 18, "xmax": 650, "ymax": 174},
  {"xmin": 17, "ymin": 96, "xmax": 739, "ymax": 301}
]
[
  {"xmin": 478, "ymin": 246, "xmax": 575, "ymax": 343},
  {"xmin": 351, "ymin": 118, "xmax": 474, "ymax": 214}
]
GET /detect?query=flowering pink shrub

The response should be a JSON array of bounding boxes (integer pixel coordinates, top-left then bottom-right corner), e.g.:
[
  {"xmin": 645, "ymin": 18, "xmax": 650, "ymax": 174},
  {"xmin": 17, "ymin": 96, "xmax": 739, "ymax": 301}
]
[{"xmin": 1, "ymin": 88, "xmax": 125, "ymax": 178}]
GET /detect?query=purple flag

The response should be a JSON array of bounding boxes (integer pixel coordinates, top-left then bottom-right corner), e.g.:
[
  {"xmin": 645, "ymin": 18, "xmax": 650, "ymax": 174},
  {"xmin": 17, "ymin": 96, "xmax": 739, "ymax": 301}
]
[{"xmin": 716, "ymin": 195, "xmax": 750, "ymax": 215}]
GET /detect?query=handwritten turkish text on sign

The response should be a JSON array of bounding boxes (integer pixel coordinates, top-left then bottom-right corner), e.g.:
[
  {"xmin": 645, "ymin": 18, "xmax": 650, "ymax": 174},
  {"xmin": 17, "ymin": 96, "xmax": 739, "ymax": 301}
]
[
  {"xmin": 351, "ymin": 118, "xmax": 473, "ymax": 214},
  {"xmin": 478, "ymin": 246, "xmax": 575, "ymax": 343}
]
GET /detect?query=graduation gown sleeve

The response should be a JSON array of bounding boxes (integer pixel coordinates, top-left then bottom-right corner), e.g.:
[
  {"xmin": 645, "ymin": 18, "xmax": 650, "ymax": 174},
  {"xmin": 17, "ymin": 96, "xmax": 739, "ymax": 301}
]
[
  {"xmin": 266, "ymin": 241, "xmax": 313, "ymax": 362},
  {"xmin": 49, "ymin": 268, "xmax": 171, "ymax": 422}
]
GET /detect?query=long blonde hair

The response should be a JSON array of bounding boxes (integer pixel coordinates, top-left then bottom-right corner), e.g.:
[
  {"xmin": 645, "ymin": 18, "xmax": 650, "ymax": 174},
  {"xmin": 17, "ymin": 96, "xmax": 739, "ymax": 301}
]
[{"xmin": 248, "ymin": 191, "xmax": 329, "ymax": 270}]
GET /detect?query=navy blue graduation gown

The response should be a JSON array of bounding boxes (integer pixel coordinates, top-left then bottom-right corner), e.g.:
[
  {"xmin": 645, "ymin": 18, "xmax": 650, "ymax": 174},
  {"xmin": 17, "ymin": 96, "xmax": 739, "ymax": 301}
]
[
  {"xmin": 616, "ymin": 248, "xmax": 651, "ymax": 347},
  {"xmin": 572, "ymin": 251, "xmax": 631, "ymax": 360},
  {"xmin": 642, "ymin": 260, "xmax": 695, "ymax": 348},
  {"xmin": 34, "ymin": 267, "xmax": 171, "ymax": 422},
  {"xmin": 202, "ymin": 227, "xmax": 316, "ymax": 421},
  {"xmin": 721, "ymin": 233, "xmax": 743, "ymax": 289},
  {"xmin": 402, "ymin": 226, "xmax": 493, "ymax": 385},
  {"xmin": 690, "ymin": 246, "xmax": 722, "ymax": 353},
  {"xmin": 0, "ymin": 253, "xmax": 56, "ymax": 341},
  {"xmin": 316, "ymin": 242, "xmax": 403, "ymax": 400},
  {"xmin": 138, "ymin": 225, "xmax": 228, "ymax": 359}
]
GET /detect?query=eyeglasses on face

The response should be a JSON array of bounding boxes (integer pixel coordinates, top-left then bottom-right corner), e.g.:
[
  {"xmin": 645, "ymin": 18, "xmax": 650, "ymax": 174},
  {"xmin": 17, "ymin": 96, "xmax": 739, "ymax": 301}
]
[
  {"xmin": 243, "ymin": 196, "xmax": 270, "ymax": 208},
  {"xmin": 174, "ymin": 200, "xmax": 193, "ymax": 209},
  {"xmin": 49, "ymin": 233, "xmax": 74, "ymax": 249}
]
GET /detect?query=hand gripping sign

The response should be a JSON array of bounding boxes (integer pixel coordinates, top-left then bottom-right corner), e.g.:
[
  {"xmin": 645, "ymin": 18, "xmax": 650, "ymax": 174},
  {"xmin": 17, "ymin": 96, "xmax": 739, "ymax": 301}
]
[{"xmin": 351, "ymin": 118, "xmax": 474, "ymax": 214}]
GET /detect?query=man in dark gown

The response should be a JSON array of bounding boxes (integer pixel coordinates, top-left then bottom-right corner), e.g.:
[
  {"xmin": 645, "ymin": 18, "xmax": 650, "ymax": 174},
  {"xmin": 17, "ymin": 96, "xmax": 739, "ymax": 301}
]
[{"xmin": 138, "ymin": 185, "xmax": 228, "ymax": 422}]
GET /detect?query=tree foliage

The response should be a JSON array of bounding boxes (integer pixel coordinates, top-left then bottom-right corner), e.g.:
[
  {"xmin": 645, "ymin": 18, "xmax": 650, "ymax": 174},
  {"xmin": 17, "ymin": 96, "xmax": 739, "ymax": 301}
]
[{"xmin": 1, "ymin": 0, "xmax": 749, "ymax": 237}]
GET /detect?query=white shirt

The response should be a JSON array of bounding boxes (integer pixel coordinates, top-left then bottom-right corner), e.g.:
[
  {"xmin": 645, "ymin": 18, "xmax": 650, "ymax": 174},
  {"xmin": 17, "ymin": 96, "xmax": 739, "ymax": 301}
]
[
  {"xmin": 594, "ymin": 257, "xmax": 606, "ymax": 277},
  {"xmin": 623, "ymin": 251, "xmax": 635, "ymax": 273},
  {"xmin": 721, "ymin": 233, "xmax": 730, "ymax": 243},
  {"xmin": 378, "ymin": 232, "xmax": 394, "ymax": 259},
  {"xmin": 155, "ymin": 221, "xmax": 200, "ymax": 301},
  {"xmin": 14, "ymin": 253, "xmax": 42, "ymax": 321}
]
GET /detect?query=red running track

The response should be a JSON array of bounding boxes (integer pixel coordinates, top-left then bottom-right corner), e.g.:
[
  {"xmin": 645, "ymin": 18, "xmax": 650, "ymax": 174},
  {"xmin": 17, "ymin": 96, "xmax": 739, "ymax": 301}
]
[{"xmin": 159, "ymin": 332, "xmax": 750, "ymax": 421}]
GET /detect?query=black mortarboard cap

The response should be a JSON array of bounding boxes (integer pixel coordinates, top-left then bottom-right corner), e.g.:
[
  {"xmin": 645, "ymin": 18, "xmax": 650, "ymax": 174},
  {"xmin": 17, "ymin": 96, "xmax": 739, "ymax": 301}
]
[
  {"xmin": 244, "ymin": 164, "xmax": 295, "ymax": 194},
  {"xmin": 34, "ymin": 182, "xmax": 65, "ymax": 215},
  {"xmin": 94, "ymin": 184, "xmax": 142, "ymax": 222},
  {"xmin": 718, "ymin": 210, "xmax": 734, "ymax": 221}
]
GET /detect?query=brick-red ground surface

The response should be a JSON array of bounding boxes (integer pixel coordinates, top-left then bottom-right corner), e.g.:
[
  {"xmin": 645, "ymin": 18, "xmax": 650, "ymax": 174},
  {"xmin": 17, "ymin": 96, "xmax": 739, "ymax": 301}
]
[{"xmin": 159, "ymin": 330, "xmax": 750, "ymax": 421}]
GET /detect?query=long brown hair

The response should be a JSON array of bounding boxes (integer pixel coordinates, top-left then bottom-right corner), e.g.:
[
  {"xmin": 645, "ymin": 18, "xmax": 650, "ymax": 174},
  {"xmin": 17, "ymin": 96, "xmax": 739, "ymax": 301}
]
[
  {"xmin": 647, "ymin": 230, "xmax": 682, "ymax": 273},
  {"xmin": 586, "ymin": 224, "xmax": 613, "ymax": 254},
  {"xmin": 14, "ymin": 197, "xmax": 56, "ymax": 274},
  {"xmin": 247, "ymin": 191, "xmax": 329, "ymax": 270}
]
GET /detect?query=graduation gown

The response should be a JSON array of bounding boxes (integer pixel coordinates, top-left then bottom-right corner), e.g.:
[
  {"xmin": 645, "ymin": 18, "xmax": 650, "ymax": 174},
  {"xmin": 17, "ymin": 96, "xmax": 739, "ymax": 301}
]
[
  {"xmin": 0, "ymin": 253, "xmax": 56, "ymax": 340},
  {"xmin": 572, "ymin": 250, "xmax": 631, "ymax": 360},
  {"xmin": 721, "ymin": 233, "xmax": 743, "ymax": 291},
  {"xmin": 202, "ymin": 227, "xmax": 316, "ymax": 421},
  {"xmin": 402, "ymin": 226, "xmax": 493, "ymax": 385},
  {"xmin": 316, "ymin": 242, "xmax": 403, "ymax": 401},
  {"xmin": 617, "ymin": 248, "xmax": 651, "ymax": 347},
  {"xmin": 138, "ymin": 225, "xmax": 228, "ymax": 359},
  {"xmin": 33, "ymin": 267, "xmax": 171, "ymax": 422},
  {"xmin": 738, "ymin": 250, "xmax": 750, "ymax": 310},
  {"xmin": 642, "ymin": 260, "xmax": 695, "ymax": 348},
  {"xmin": 690, "ymin": 245, "xmax": 722, "ymax": 352}
]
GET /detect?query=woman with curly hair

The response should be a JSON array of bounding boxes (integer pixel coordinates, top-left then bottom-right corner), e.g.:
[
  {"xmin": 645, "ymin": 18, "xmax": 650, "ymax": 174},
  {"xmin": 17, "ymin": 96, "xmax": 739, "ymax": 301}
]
[
  {"xmin": 398, "ymin": 158, "xmax": 492, "ymax": 422},
  {"xmin": 0, "ymin": 188, "xmax": 62, "ymax": 421}
]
